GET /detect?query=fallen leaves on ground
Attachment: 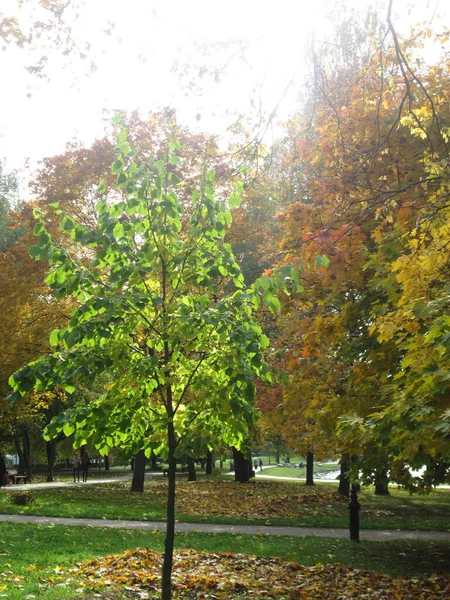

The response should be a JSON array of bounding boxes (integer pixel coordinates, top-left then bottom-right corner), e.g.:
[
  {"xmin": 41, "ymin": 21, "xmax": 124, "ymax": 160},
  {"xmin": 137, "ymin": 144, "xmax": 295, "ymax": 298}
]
[
  {"xmin": 48, "ymin": 548, "xmax": 450, "ymax": 599},
  {"xmin": 0, "ymin": 479, "xmax": 348, "ymax": 523},
  {"xmin": 174, "ymin": 481, "xmax": 346, "ymax": 520}
]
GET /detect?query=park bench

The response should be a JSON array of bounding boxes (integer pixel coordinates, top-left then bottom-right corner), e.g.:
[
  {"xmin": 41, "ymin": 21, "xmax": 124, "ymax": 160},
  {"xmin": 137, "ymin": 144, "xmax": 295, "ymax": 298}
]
[
  {"xmin": 8, "ymin": 471, "xmax": 30, "ymax": 485},
  {"xmin": 12, "ymin": 475, "xmax": 28, "ymax": 484}
]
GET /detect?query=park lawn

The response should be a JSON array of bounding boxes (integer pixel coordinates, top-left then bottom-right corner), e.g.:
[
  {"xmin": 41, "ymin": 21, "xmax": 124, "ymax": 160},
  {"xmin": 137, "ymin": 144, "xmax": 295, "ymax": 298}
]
[
  {"xmin": 260, "ymin": 463, "xmax": 340, "ymax": 479},
  {"xmin": 0, "ymin": 479, "xmax": 449, "ymax": 531},
  {"xmin": 0, "ymin": 521, "xmax": 449, "ymax": 599}
]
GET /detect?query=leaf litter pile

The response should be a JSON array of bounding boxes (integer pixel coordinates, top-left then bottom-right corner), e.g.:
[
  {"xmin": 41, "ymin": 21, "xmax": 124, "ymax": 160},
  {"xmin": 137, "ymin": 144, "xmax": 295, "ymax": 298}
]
[
  {"xmin": 173, "ymin": 481, "xmax": 346, "ymax": 520},
  {"xmin": 51, "ymin": 547, "xmax": 450, "ymax": 599}
]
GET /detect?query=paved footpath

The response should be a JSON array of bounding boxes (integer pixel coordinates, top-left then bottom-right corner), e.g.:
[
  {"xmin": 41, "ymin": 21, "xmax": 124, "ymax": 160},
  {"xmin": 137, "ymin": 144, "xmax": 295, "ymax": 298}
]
[
  {"xmin": 2, "ymin": 476, "xmax": 450, "ymax": 543},
  {"xmin": 1, "ymin": 513, "xmax": 450, "ymax": 542}
]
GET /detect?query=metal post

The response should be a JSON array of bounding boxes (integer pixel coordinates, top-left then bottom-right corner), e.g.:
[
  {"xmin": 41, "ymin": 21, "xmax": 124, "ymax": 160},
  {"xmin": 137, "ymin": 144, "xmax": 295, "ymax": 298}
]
[{"xmin": 348, "ymin": 485, "xmax": 360, "ymax": 541}]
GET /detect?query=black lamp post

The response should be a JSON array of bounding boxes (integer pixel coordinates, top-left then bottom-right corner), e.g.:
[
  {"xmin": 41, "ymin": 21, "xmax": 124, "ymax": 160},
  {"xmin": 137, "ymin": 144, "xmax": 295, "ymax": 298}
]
[{"xmin": 348, "ymin": 484, "xmax": 360, "ymax": 541}]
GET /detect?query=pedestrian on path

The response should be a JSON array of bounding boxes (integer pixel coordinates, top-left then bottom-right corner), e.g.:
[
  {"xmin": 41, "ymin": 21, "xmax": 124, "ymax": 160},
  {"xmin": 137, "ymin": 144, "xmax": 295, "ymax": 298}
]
[
  {"xmin": 72, "ymin": 453, "xmax": 81, "ymax": 482},
  {"xmin": 259, "ymin": 458, "xmax": 263, "ymax": 471},
  {"xmin": 81, "ymin": 452, "xmax": 90, "ymax": 482}
]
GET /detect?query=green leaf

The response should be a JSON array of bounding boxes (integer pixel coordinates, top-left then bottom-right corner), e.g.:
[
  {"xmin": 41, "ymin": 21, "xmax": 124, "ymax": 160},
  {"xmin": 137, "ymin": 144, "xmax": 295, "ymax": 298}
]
[
  {"xmin": 113, "ymin": 222, "xmax": 125, "ymax": 239},
  {"xmin": 315, "ymin": 254, "xmax": 330, "ymax": 268},
  {"xmin": 38, "ymin": 231, "xmax": 51, "ymax": 246},
  {"xmin": 63, "ymin": 422, "xmax": 75, "ymax": 437},
  {"xmin": 112, "ymin": 113, "xmax": 126, "ymax": 126},
  {"xmin": 111, "ymin": 159, "xmax": 123, "ymax": 174},
  {"xmin": 49, "ymin": 330, "xmax": 60, "ymax": 347},
  {"xmin": 97, "ymin": 181, "xmax": 107, "ymax": 195},
  {"xmin": 228, "ymin": 191, "xmax": 241, "ymax": 208},
  {"xmin": 260, "ymin": 334, "xmax": 269, "ymax": 349},
  {"xmin": 29, "ymin": 245, "xmax": 41, "ymax": 259},
  {"xmin": 247, "ymin": 341, "xmax": 259, "ymax": 354},
  {"xmin": 61, "ymin": 215, "xmax": 75, "ymax": 231},
  {"xmin": 267, "ymin": 295, "xmax": 281, "ymax": 312},
  {"xmin": 116, "ymin": 141, "xmax": 132, "ymax": 156}
]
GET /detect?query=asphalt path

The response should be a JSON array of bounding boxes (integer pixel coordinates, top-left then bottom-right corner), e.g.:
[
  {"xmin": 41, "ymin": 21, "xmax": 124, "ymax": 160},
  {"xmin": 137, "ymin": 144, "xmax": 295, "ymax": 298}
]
[{"xmin": 0, "ymin": 512, "xmax": 449, "ymax": 541}]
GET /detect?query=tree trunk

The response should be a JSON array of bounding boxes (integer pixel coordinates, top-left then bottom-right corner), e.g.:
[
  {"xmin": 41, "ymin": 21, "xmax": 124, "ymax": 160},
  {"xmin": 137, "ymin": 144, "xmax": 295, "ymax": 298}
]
[
  {"xmin": 161, "ymin": 417, "xmax": 177, "ymax": 600},
  {"xmin": 205, "ymin": 450, "xmax": 213, "ymax": 475},
  {"xmin": 276, "ymin": 451, "xmax": 280, "ymax": 464},
  {"xmin": 131, "ymin": 449, "xmax": 147, "ymax": 492},
  {"xmin": 104, "ymin": 455, "xmax": 110, "ymax": 470},
  {"xmin": 151, "ymin": 451, "xmax": 158, "ymax": 469},
  {"xmin": 338, "ymin": 452, "xmax": 350, "ymax": 496},
  {"xmin": 233, "ymin": 447, "xmax": 251, "ymax": 483},
  {"xmin": 46, "ymin": 439, "xmax": 57, "ymax": 482},
  {"xmin": 187, "ymin": 456, "xmax": 196, "ymax": 482},
  {"xmin": 15, "ymin": 429, "xmax": 32, "ymax": 476},
  {"xmin": 374, "ymin": 469, "xmax": 390, "ymax": 495},
  {"xmin": 305, "ymin": 451, "xmax": 315, "ymax": 486}
]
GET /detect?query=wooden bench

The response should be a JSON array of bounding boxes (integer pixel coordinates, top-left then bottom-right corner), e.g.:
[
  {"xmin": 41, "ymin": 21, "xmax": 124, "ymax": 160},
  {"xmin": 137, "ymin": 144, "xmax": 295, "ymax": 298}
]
[{"xmin": 10, "ymin": 474, "xmax": 29, "ymax": 485}]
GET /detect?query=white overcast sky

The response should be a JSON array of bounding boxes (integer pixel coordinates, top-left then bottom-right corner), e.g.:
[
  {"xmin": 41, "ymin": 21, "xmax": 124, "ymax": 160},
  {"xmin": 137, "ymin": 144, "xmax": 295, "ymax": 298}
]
[{"xmin": 0, "ymin": 0, "xmax": 448, "ymax": 194}]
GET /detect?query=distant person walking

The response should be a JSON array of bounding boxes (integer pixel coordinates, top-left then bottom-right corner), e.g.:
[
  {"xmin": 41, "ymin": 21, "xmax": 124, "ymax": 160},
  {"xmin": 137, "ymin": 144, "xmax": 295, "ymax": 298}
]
[
  {"xmin": 259, "ymin": 457, "xmax": 263, "ymax": 471},
  {"xmin": 72, "ymin": 453, "xmax": 81, "ymax": 482},
  {"xmin": 0, "ymin": 453, "xmax": 7, "ymax": 487},
  {"xmin": 81, "ymin": 453, "xmax": 90, "ymax": 482}
]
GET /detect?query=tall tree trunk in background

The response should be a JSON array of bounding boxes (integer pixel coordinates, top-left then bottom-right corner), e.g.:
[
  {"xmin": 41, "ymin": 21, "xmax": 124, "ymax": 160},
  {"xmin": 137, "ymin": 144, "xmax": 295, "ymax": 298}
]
[
  {"xmin": 104, "ymin": 455, "xmax": 110, "ymax": 470},
  {"xmin": 15, "ymin": 428, "xmax": 32, "ymax": 476},
  {"xmin": 131, "ymin": 449, "xmax": 147, "ymax": 492},
  {"xmin": 46, "ymin": 439, "xmax": 57, "ymax": 482},
  {"xmin": 305, "ymin": 451, "xmax": 315, "ymax": 486},
  {"xmin": 205, "ymin": 450, "xmax": 213, "ymax": 475},
  {"xmin": 151, "ymin": 451, "xmax": 157, "ymax": 469},
  {"xmin": 374, "ymin": 469, "xmax": 390, "ymax": 495},
  {"xmin": 187, "ymin": 456, "xmax": 196, "ymax": 482},
  {"xmin": 233, "ymin": 447, "xmax": 251, "ymax": 483},
  {"xmin": 338, "ymin": 452, "xmax": 350, "ymax": 496}
]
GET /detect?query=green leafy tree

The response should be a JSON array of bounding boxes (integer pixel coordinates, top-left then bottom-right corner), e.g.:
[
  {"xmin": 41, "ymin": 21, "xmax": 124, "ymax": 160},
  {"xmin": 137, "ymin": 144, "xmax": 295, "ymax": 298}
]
[{"xmin": 8, "ymin": 118, "xmax": 280, "ymax": 599}]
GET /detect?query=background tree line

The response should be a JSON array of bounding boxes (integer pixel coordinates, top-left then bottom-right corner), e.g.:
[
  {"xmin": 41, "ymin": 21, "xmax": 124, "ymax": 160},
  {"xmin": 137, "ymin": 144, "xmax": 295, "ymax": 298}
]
[{"xmin": 1, "ymin": 7, "xmax": 449, "ymax": 497}]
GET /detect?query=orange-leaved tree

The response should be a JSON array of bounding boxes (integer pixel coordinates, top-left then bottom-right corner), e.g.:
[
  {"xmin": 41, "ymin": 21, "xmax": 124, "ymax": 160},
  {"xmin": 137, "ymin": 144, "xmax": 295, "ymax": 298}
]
[{"xmin": 271, "ymin": 10, "xmax": 450, "ymax": 491}]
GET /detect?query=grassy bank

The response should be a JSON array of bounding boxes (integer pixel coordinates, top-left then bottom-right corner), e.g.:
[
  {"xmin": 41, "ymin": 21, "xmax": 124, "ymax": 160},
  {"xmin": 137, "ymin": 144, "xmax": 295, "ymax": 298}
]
[{"xmin": 1, "ymin": 478, "xmax": 449, "ymax": 531}]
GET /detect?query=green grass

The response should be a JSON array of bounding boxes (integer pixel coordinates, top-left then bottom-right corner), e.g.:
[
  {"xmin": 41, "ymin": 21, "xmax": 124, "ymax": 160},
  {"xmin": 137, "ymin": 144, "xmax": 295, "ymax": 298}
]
[
  {"xmin": 1, "ymin": 478, "xmax": 449, "ymax": 531},
  {"xmin": 261, "ymin": 463, "xmax": 339, "ymax": 479},
  {"xmin": 0, "ymin": 521, "xmax": 449, "ymax": 599}
]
